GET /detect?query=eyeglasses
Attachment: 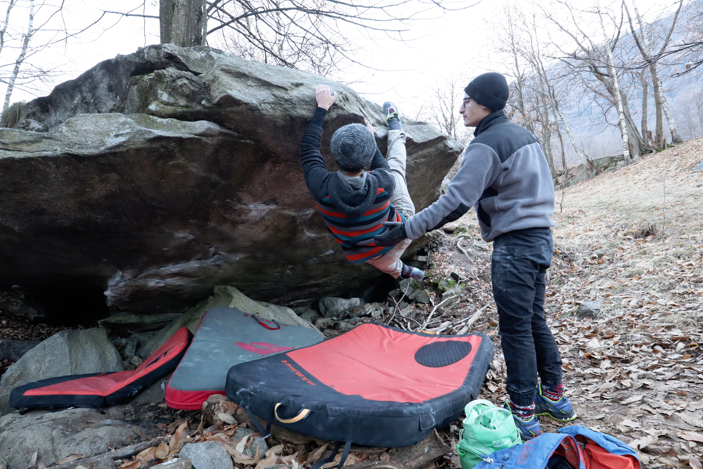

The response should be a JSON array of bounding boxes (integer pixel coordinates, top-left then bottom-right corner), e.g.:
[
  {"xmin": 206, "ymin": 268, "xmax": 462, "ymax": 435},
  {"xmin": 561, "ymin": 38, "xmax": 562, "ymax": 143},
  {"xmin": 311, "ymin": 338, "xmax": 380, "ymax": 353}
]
[{"xmin": 461, "ymin": 97, "xmax": 472, "ymax": 107}]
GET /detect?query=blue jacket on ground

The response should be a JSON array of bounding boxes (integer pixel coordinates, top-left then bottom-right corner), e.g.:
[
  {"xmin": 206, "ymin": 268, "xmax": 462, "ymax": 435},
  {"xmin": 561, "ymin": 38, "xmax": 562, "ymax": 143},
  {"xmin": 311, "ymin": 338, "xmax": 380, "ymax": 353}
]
[{"xmin": 473, "ymin": 425, "xmax": 641, "ymax": 469}]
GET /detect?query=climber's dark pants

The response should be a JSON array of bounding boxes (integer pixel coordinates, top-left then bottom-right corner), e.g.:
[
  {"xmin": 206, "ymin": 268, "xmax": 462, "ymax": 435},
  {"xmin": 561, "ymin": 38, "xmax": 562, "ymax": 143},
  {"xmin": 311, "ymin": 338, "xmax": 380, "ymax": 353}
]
[{"xmin": 491, "ymin": 227, "xmax": 563, "ymax": 407}]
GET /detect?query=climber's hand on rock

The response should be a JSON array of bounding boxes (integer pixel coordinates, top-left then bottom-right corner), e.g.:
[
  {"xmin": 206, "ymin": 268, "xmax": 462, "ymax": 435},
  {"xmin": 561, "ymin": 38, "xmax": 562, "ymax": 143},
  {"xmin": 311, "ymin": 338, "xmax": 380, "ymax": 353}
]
[{"xmin": 315, "ymin": 85, "xmax": 337, "ymax": 110}]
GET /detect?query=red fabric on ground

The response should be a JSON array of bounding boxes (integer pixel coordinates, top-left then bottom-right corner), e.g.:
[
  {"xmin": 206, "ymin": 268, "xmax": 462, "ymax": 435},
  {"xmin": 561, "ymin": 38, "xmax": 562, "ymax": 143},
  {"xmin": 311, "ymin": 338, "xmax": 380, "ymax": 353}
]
[{"xmin": 583, "ymin": 442, "xmax": 640, "ymax": 469}]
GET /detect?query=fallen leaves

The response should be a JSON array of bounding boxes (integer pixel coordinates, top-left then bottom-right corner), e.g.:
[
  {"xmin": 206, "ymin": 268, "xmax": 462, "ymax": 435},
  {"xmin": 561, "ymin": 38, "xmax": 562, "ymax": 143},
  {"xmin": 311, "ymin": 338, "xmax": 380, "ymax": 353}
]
[
  {"xmin": 630, "ymin": 434, "xmax": 659, "ymax": 451},
  {"xmin": 621, "ymin": 394, "xmax": 644, "ymax": 405},
  {"xmin": 680, "ymin": 431, "xmax": 703, "ymax": 443},
  {"xmin": 169, "ymin": 422, "xmax": 188, "ymax": 455}
]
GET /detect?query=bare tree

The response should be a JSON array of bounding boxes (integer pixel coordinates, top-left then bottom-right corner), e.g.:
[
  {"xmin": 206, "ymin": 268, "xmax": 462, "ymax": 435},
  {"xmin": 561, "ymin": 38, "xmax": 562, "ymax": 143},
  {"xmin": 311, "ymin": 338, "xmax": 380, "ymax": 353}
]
[
  {"xmin": 496, "ymin": 1, "xmax": 535, "ymax": 133},
  {"xmin": 522, "ymin": 9, "xmax": 587, "ymax": 169},
  {"xmin": 422, "ymin": 73, "xmax": 472, "ymax": 145},
  {"xmin": 202, "ymin": 0, "xmax": 478, "ymax": 77},
  {"xmin": 624, "ymin": 0, "xmax": 683, "ymax": 148},
  {"xmin": 657, "ymin": 0, "xmax": 703, "ymax": 76},
  {"xmin": 672, "ymin": 83, "xmax": 703, "ymax": 139},
  {"xmin": 597, "ymin": 4, "xmax": 630, "ymax": 162},
  {"xmin": 2, "ymin": 0, "xmax": 34, "ymax": 113},
  {"xmin": 545, "ymin": 0, "xmax": 649, "ymax": 161},
  {"xmin": 0, "ymin": 0, "xmax": 18, "ymax": 57}
]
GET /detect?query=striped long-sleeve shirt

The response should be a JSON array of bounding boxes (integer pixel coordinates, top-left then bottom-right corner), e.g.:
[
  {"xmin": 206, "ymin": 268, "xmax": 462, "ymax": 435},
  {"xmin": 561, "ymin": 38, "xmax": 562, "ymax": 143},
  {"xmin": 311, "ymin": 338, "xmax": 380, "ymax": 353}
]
[{"xmin": 300, "ymin": 108, "xmax": 404, "ymax": 263}]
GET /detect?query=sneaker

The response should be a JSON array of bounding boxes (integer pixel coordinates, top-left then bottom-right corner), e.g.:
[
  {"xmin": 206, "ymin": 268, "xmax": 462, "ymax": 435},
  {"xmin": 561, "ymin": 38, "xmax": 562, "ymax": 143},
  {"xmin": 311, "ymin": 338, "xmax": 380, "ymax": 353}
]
[
  {"xmin": 383, "ymin": 102, "xmax": 401, "ymax": 124},
  {"xmin": 504, "ymin": 402, "xmax": 542, "ymax": 441},
  {"xmin": 409, "ymin": 267, "xmax": 424, "ymax": 280},
  {"xmin": 534, "ymin": 384, "xmax": 578, "ymax": 422},
  {"xmin": 400, "ymin": 265, "xmax": 425, "ymax": 281}
]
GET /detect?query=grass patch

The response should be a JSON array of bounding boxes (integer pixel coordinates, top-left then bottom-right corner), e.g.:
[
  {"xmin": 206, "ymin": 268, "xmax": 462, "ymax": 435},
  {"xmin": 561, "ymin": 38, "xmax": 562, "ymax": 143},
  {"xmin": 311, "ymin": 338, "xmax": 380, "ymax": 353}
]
[
  {"xmin": 625, "ymin": 268, "xmax": 645, "ymax": 277},
  {"xmin": 672, "ymin": 247, "xmax": 697, "ymax": 259},
  {"xmin": 659, "ymin": 313, "xmax": 697, "ymax": 327}
]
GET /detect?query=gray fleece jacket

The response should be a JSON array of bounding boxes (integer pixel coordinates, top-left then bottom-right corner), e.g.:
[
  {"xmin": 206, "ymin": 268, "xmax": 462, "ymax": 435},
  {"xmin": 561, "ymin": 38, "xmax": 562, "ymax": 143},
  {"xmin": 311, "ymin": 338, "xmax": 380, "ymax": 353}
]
[{"xmin": 405, "ymin": 110, "xmax": 555, "ymax": 242}]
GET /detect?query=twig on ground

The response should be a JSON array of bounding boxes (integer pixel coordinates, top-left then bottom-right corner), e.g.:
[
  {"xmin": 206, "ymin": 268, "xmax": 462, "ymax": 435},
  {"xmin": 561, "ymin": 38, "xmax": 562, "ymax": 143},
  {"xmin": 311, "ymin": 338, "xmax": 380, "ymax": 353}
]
[
  {"xmin": 457, "ymin": 239, "xmax": 470, "ymax": 258},
  {"xmin": 47, "ymin": 437, "xmax": 170, "ymax": 469},
  {"xmin": 453, "ymin": 302, "xmax": 491, "ymax": 334},
  {"xmin": 418, "ymin": 295, "xmax": 458, "ymax": 331},
  {"xmin": 386, "ymin": 282, "xmax": 411, "ymax": 326}
]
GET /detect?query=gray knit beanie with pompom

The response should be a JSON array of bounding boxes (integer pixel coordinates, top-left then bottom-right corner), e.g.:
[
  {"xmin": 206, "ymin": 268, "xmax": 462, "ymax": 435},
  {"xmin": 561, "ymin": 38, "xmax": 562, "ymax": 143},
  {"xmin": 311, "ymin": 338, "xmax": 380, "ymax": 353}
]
[{"xmin": 330, "ymin": 123, "xmax": 376, "ymax": 171}]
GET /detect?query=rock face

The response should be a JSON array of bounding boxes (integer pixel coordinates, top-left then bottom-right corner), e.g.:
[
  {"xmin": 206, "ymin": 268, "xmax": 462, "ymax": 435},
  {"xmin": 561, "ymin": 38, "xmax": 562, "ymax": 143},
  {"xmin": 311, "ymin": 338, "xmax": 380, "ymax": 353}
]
[
  {"xmin": 0, "ymin": 328, "xmax": 123, "ymax": 415},
  {"xmin": 0, "ymin": 408, "xmax": 141, "ymax": 467},
  {"xmin": 0, "ymin": 44, "xmax": 462, "ymax": 315}
]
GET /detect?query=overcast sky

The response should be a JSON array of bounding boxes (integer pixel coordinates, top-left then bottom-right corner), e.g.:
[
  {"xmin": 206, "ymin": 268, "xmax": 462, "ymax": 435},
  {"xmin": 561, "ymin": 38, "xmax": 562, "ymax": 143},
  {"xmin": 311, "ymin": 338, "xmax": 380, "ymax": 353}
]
[{"xmin": 1, "ymin": 0, "xmax": 679, "ymax": 117}]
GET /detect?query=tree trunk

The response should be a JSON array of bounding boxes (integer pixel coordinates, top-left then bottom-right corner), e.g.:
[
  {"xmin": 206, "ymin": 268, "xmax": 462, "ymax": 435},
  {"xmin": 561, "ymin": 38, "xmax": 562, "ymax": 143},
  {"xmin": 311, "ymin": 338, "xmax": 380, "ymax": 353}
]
[
  {"xmin": 3, "ymin": 0, "xmax": 32, "ymax": 113},
  {"xmin": 160, "ymin": 0, "xmax": 207, "ymax": 47},
  {"xmin": 599, "ymin": 11, "xmax": 631, "ymax": 163},
  {"xmin": 539, "ymin": 86, "xmax": 554, "ymax": 176},
  {"xmin": 551, "ymin": 86, "xmax": 587, "ymax": 165},
  {"xmin": 633, "ymin": 2, "xmax": 683, "ymax": 146},
  {"xmin": 650, "ymin": 62, "xmax": 665, "ymax": 148},
  {"xmin": 658, "ymin": 78, "xmax": 683, "ymax": 144},
  {"xmin": 622, "ymin": 96, "xmax": 642, "ymax": 159},
  {"xmin": 640, "ymin": 69, "xmax": 649, "ymax": 143}
]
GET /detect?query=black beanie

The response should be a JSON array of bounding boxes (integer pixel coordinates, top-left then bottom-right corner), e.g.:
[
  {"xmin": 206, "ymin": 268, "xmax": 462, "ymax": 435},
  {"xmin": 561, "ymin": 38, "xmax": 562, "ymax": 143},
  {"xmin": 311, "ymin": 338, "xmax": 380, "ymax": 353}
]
[{"xmin": 464, "ymin": 72, "xmax": 510, "ymax": 111}]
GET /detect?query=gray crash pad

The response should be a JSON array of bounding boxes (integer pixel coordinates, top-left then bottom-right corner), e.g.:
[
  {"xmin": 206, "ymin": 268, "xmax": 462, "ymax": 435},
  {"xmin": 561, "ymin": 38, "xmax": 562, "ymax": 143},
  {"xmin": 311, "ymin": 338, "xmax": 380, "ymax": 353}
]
[{"xmin": 165, "ymin": 307, "xmax": 323, "ymax": 409}]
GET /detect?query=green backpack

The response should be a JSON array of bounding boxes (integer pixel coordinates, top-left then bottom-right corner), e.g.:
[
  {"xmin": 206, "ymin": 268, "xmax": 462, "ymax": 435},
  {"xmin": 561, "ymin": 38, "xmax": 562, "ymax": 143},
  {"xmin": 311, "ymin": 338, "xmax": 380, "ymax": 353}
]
[{"xmin": 456, "ymin": 400, "xmax": 522, "ymax": 469}]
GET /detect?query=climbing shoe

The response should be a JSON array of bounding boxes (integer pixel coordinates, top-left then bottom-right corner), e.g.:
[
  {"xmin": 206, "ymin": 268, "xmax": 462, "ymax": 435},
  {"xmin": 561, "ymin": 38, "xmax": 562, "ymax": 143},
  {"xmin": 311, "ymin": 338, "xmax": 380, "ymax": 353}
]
[
  {"xmin": 383, "ymin": 101, "xmax": 401, "ymax": 125},
  {"xmin": 504, "ymin": 401, "xmax": 543, "ymax": 441},
  {"xmin": 400, "ymin": 264, "xmax": 424, "ymax": 280},
  {"xmin": 534, "ymin": 384, "xmax": 578, "ymax": 422}
]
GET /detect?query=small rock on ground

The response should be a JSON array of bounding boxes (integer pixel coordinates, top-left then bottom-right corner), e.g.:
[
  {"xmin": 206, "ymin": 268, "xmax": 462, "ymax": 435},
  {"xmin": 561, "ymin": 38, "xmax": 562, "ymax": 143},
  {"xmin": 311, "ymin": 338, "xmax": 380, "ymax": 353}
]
[
  {"xmin": 442, "ymin": 222, "xmax": 459, "ymax": 233},
  {"xmin": 318, "ymin": 297, "xmax": 360, "ymax": 318},
  {"xmin": 180, "ymin": 441, "xmax": 233, "ymax": 469},
  {"xmin": 576, "ymin": 299, "xmax": 603, "ymax": 318},
  {"xmin": 233, "ymin": 428, "xmax": 269, "ymax": 458}
]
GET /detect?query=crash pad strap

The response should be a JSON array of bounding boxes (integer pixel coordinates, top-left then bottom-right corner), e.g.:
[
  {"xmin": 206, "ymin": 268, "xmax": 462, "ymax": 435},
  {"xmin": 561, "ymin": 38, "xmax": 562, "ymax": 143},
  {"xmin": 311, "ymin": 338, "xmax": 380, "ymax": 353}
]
[
  {"xmin": 252, "ymin": 314, "xmax": 281, "ymax": 330},
  {"xmin": 310, "ymin": 441, "xmax": 352, "ymax": 469},
  {"xmin": 246, "ymin": 408, "xmax": 272, "ymax": 438}
]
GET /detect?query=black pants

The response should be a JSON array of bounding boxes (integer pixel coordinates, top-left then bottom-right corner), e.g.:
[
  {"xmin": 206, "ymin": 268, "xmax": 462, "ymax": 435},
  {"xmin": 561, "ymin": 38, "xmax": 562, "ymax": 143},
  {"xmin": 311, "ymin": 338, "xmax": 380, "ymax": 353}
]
[{"xmin": 491, "ymin": 227, "xmax": 562, "ymax": 407}]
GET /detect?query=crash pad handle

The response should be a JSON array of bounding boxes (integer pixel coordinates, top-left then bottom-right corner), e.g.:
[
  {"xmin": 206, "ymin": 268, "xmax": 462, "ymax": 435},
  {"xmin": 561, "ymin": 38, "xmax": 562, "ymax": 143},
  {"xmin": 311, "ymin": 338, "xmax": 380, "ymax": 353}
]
[
  {"xmin": 252, "ymin": 314, "xmax": 281, "ymax": 330},
  {"xmin": 274, "ymin": 403, "xmax": 310, "ymax": 424}
]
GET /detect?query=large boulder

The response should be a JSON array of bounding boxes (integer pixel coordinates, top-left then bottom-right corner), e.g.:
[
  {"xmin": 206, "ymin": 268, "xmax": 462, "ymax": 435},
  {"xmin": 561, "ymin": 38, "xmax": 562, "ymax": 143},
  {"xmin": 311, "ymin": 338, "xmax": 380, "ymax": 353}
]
[
  {"xmin": 0, "ymin": 328, "xmax": 123, "ymax": 415},
  {"xmin": 0, "ymin": 44, "xmax": 463, "ymax": 315}
]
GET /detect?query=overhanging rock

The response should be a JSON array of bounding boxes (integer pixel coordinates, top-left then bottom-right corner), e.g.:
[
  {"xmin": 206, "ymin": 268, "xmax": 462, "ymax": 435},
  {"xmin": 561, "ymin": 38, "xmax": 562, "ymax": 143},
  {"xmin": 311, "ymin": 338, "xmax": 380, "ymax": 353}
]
[{"xmin": 0, "ymin": 44, "xmax": 463, "ymax": 314}]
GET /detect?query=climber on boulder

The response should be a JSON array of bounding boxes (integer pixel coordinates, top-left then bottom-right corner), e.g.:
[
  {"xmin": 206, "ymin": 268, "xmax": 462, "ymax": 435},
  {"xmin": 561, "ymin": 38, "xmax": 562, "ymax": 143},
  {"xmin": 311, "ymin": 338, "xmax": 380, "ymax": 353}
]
[{"xmin": 299, "ymin": 85, "xmax": 424, "ymax": 280}]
